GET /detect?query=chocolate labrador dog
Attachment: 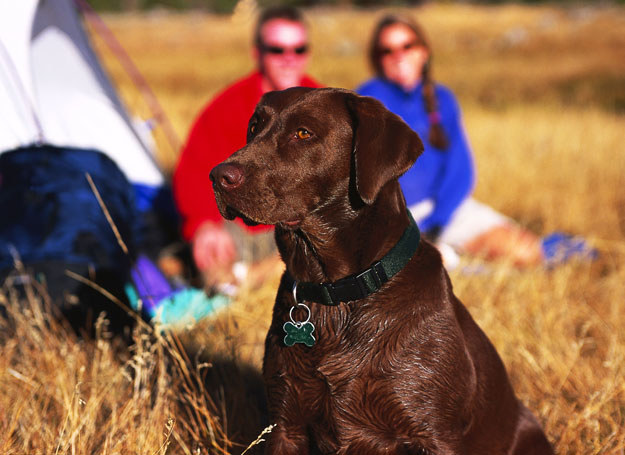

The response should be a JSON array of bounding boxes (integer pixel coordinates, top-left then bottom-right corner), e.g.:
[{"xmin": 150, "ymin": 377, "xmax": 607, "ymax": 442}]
[{"xmin": 210, "ymin": 87, "xmax": 553, "ymax": 455}]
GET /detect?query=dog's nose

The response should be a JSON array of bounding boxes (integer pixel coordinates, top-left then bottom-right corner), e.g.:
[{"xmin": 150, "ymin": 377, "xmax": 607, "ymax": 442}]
[{"xmin": 210, "ymin": 163, "xmax": 245, "ymax": 191}]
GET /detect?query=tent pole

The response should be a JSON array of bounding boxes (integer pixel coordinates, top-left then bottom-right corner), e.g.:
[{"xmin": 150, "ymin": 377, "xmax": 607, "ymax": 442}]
[{"xmin": 75, "ymin": 0, "xmax": 182, "ymax": 170}]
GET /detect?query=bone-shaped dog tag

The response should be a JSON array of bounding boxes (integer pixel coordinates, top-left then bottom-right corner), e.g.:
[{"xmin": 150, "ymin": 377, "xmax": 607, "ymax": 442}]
[
  {"xmin": 283, "ymin": 320, "xmax": 315, "ymax": 347},
  {"xmin": 284, "ymin": 282, "xmax": 316, "ymax": 347}
]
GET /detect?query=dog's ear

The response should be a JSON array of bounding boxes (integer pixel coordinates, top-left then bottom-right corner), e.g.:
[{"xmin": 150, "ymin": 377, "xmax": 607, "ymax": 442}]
[{"xmin": 346, "ymin": 93, "xmax": 424, "ymax": 205}]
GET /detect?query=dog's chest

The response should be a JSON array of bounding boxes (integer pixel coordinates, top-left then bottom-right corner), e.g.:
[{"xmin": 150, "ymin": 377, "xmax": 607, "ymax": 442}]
[
  {"xmin": 309, "ymin": 357, "xmax": 428, "ymax": 454},
  {"xmin": 281, "ymin": 324, "xmax": 411, "ymax": 449}
]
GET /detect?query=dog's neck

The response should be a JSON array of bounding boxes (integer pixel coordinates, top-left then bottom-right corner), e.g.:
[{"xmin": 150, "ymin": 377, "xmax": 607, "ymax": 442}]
[{"xmin": 276, "ymin": 185, "xmax": 410, "ymax": 284}]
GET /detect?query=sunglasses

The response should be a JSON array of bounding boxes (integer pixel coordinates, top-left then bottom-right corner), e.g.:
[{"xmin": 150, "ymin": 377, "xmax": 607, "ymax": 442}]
[
  {"xmin": 379, "ymin": 41, "xmax": 419, "ymax": 57},
  {"xmin": 261, "ymin": 44, "xmax": 309, "ymax": 56}
]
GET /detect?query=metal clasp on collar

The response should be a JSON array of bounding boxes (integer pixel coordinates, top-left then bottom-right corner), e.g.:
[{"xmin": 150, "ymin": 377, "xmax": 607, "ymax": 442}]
[
  {"xmin": 355, "ymin": 260, "xmax": 388, "ymax": 299},
  {"xmin": 320, "ymin": 260, "xmax": 389, "ymax": 305}
]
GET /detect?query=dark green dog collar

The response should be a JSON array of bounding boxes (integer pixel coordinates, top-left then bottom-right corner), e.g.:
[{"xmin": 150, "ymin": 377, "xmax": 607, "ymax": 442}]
[{"xmin": 285, "ymin": 211, "xmax": 420, "ymax": 306}]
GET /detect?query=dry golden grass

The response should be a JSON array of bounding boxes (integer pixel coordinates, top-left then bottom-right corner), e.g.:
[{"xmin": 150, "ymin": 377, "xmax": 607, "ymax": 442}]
[{"xmin": 2, "ymin": 3, "xmax": 625, "ymax": 454}]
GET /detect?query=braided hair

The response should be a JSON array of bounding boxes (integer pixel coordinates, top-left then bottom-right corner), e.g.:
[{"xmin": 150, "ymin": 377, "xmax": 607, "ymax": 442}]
[{"xmin": 368, "ymin": 15, "xmax": 449, "ymax": 150}]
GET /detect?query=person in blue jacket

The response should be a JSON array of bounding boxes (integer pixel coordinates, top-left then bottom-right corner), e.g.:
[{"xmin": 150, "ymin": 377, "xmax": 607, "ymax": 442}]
[{"xmin": 357, "ymin": 14, "xmax": 556, "ymax": 267}]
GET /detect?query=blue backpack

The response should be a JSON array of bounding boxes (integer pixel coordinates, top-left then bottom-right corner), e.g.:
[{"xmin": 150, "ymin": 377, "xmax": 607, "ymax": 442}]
[{"xmin": 0, "ymin": 145, "xmax": 137, "ymax": 271}]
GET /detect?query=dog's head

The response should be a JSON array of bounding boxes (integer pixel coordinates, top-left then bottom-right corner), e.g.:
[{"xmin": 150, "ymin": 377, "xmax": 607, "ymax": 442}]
[{"xmin": 210, "ymin": 87, "xmax": 423, "ymax": 230}]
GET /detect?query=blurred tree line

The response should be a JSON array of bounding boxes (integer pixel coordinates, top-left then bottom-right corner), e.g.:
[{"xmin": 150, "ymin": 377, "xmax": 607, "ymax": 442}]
[{"xmin": 88, "ymin": 0, "xmax": 623, "ymax": 13}]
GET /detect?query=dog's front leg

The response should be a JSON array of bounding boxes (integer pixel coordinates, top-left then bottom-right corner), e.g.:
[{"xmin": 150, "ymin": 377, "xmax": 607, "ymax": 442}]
[
  {"xmin": 263, "ymin": 351, "xmax": 311, "ymax": 454},
  {"xmin": 264, "ymin": 423, "xmax": 309, "ymax": 455}
]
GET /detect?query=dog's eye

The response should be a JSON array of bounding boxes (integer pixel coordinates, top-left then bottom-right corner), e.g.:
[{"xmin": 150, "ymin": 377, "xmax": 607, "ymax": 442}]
[
  {"xmin": 296, "ymin": 128, "xmax": 311, "ymax": 140},
  {"xmin": 247, "ymin": 121, "xmax": 259, "ymax": 141}
]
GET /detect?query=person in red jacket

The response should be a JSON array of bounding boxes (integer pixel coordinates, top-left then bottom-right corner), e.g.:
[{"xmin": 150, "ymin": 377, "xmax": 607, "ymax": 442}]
[{"xmin": 174, "ymin": 6, "xmax": 321, "ymax": 284}]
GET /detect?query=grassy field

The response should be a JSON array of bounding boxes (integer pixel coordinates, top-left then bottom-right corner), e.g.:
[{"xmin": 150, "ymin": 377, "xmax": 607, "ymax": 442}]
[{"xmin": 2, "ymin": 2, "xmax": 625, "ymax": 454}]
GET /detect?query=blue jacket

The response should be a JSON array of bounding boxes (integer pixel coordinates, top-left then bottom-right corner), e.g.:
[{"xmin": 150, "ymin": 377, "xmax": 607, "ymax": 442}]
[{"xmin": 357, "ymin": 78, "xmax": 474, "ymax": 233}]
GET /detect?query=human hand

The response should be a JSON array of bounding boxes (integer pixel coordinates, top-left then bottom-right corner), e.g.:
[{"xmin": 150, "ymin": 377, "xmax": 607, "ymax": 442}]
[
  {"xmin": 192, "ymin": 222, "xmax": 237, "ymax": 285},
  {"xmin": 464, "ymin": 224, "xmax": 542, "ymax": 267}
]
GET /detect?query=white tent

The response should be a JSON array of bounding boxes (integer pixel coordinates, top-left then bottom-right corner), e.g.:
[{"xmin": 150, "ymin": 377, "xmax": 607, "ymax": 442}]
[{"xmin": 0, "ymin": 0, "xmax": 164, "ymax": 187}]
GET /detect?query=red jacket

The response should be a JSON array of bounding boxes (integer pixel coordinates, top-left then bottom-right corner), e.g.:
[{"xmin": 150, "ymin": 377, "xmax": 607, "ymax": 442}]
[{"xmin": 174, "ymin": 72, "xmax": 321, "ymax": 240}]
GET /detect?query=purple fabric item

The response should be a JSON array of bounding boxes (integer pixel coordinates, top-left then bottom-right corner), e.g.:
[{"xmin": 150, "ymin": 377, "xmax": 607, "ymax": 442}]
[{"xmin": 130, "ymin": 254, "xmax": 172, "ymax": 314}]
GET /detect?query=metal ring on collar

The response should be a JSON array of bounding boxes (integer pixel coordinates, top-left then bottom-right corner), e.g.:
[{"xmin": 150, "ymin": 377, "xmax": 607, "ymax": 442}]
[
  {"xmin": 289, "ymin": 303, "xmax": 311, "ymax": 325},
  {"xmin": 292, "ymin": 280, "xmax": 299, "ymax": 304}
]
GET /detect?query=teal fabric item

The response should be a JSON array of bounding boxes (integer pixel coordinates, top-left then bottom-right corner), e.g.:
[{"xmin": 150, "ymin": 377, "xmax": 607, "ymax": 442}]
[
  {"xmin": 125, "ymin": 284, "xmax": 230, "ymax": 328},
  {"xmin": 153, "ymin": 288, "xmax": 230, "ymax": 327},
  {"xmin": 126, "ymin": 253, "xmax": 231, "ymax": 328}
]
